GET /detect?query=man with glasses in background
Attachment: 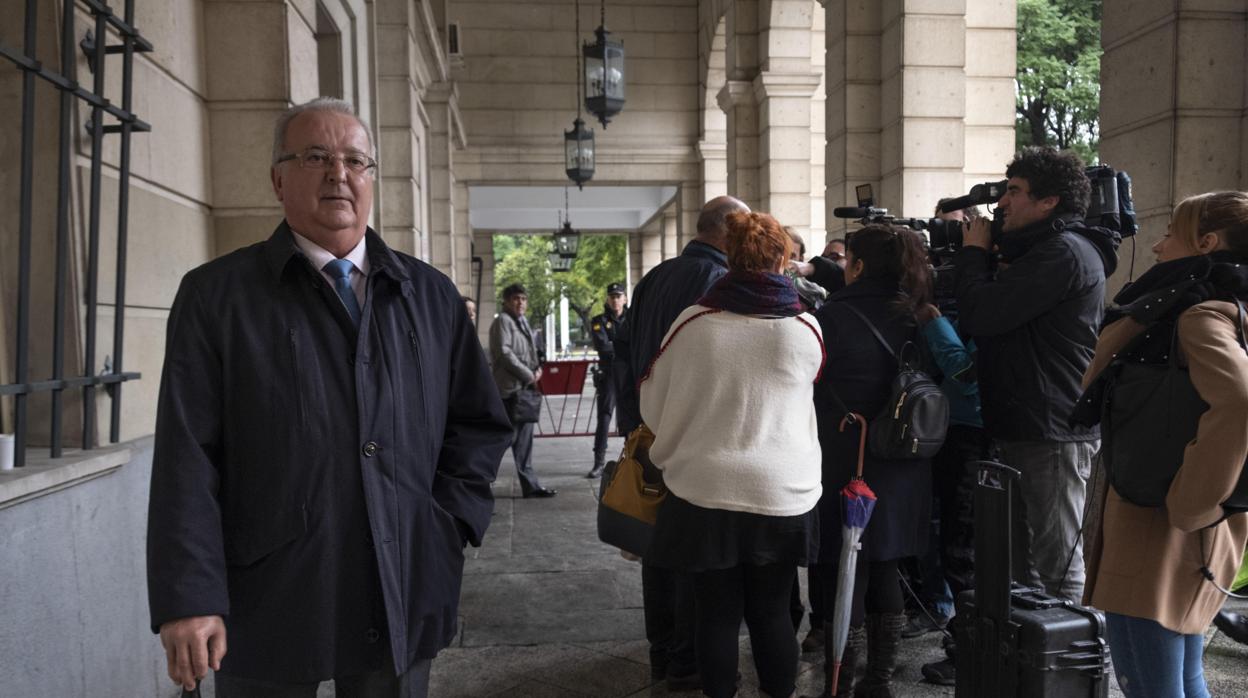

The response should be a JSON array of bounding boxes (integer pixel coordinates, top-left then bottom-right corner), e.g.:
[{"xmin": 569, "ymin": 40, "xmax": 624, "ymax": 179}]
[{"xmin": 147, "ymin": 97, "xmax": 512, "ymax": 697}]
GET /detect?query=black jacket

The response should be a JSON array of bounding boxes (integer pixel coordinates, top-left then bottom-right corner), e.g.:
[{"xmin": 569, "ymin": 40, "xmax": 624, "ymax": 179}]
[
  {"xmin": 813, "ymin": 278, "xmax": 931, "ymax": 562},
  {"xmin": 954, "ymin": 214, "xmax": 1119, "ymax": 441},
  {"xmin": 590, "ymin": 305, "xmax": 625, "ymax": 361},
  {"xmin": 614, "ymin": 240, "xmax": 728, "ymax": 434},
  {"xmin": 146, "ymin": 223, "xmax": 512, "ymax": 681}
]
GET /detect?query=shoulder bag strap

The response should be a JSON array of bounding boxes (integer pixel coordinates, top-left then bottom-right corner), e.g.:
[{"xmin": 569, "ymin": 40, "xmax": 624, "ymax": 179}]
[{"xmin": 840, "ymin": 302, "xmax": 899, "ymax": 361}]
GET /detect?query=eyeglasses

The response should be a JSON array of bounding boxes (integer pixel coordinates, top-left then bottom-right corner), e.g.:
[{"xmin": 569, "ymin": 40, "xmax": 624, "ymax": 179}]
[
  {"xmin": 825, "ymin": 251, "xmax": 844, "ymax": 261},
  {"xmin": 276, "ymin": 148, "xmax": 377, "ymax": 176}
]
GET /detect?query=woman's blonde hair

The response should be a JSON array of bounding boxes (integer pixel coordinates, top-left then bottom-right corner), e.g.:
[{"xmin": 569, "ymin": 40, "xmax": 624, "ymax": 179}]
[{"xmin": 1170, "ymin": 191, "xmax": 1248, "ymax": 253}]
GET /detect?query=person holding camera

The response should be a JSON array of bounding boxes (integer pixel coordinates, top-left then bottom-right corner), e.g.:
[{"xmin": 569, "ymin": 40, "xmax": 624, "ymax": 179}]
[
  {"xmin": 952, "ymin": 146, "xmax": 1120, "ymax": 605},
  {"xmin": 586, "ymin": 283, "xmax": 627, "ymax": 478}
]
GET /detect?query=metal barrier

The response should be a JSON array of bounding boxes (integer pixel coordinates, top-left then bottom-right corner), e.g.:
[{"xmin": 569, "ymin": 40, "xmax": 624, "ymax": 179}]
[
  {"xmin": 0, "ymin": 0, "xmax": 151, "ymax": 466},
  {"xmin": 535, "ymin": 358, "xmax": 609, "ymax": 438}
]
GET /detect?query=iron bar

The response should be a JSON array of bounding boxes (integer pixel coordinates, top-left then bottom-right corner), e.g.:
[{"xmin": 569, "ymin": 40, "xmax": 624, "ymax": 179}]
[
  {"xmin": 82, "ymin": 7, "xmax": 110, "ymax": 449},
  {"xmin": 0, "ymin": 41, "xmax": 150, "ymax": 129},
  {"xmin": 50, "ymin": 0, "xmax": 76, "ymax": 457},
  {"xmin": 12, "ymin": 0, "xmax": 40, "ymax": 468},
  {"xmin": 0, "ymin": 373, "xmax": 141, "ymax": 397},
  {"xmin": 110, "ymin": 0, "xmax": 136, "ymax": 443}
]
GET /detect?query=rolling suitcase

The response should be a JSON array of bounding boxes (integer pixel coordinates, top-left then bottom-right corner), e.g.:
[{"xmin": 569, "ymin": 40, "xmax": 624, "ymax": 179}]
[{"xmin": 954, "ymin": 461, "xmax": 1110, "ymax": 697}]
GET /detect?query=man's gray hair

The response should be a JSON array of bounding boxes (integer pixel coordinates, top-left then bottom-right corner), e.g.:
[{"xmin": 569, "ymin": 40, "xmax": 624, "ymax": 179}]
[{"xmin": 271, "ymin": 97, "xmax": 375, "ymax": 166}]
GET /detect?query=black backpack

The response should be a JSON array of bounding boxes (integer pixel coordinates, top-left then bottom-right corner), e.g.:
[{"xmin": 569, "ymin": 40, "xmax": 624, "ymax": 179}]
[
  {"xmin": 1073, "ymin": 299, "xmax": 1248, "ymax": 520},
  {"xmin": 830, "ymin": 304, "xmax": 950, "ymax": 460}
]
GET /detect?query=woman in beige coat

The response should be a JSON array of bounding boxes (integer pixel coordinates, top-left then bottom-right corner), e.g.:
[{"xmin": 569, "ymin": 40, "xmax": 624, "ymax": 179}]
[{"xmin": 1082, "ymin": 191, "xmax": 1248, "ymax": 697}]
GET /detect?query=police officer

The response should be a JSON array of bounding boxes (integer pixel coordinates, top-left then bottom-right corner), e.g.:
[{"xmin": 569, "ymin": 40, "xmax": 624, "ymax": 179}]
[{"xmin": 587, "ymin": 282, "xmax": 627, "ymax": 478}]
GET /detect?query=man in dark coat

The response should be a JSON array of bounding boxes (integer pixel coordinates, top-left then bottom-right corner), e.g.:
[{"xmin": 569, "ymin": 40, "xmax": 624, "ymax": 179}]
[
  {"xmin": 953, "ymin": 147, "xmax": 1118, "ymax": 606},
  {"xmin": 146, "ymin": 98, "xmax": 513, "ymax": 697},
  {"xmin": 586, "ymin": 282, "xmax": 627, "ymax": 478},
  {"xmin": 611, "ymin": 195, "xmax": 747, "ymax": 689}
]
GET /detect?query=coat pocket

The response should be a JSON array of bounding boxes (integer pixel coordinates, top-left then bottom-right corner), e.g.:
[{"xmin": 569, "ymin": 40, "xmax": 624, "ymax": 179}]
[{"xmin": 225, "ymin": 504, "xmax": 308, "ymax": 567}]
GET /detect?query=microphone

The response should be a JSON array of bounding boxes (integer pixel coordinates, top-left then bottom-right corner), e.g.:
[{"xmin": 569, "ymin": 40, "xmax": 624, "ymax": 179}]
[{"xmin": 937, "ymin": 195, "xmax": 980, "ymax": 214}]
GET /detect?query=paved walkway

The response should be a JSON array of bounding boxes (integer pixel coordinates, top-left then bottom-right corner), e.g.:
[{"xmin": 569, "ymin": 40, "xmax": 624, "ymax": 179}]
[{"xmin": 429, "ymin": 435, "xmax": 1248, "ymax": 698}]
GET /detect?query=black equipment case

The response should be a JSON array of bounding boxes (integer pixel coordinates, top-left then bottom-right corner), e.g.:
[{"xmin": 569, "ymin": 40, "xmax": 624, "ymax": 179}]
[{"xmin": 954, "ymin": 461, "xmax": 1110, "ymax": 697}]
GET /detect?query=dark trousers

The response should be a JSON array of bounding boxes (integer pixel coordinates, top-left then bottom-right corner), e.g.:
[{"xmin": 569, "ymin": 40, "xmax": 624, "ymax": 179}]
[
  {"xmin": 933, "ymin": 425, "xmax": 994, "ymax": 597},
  {"xmin": 641, "ymin": 562, "xmax": 697, "ymax": 678},
  {"xmin": 214, "ymin": 659, "xmax": 432, "ymax": 698},
  {"xmin": 593, "ymin": 367, "xmax": 617, "ymax": 455},
  {"xmin": 508, "ymin": 420, "xmax": 542, "ymax": 495},
  {"xmin": 693, "ymin": 564, "xmax": 799, "ymax": 698}
]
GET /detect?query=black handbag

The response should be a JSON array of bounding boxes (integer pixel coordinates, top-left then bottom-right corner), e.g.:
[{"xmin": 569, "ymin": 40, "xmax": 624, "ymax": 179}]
[
  {"xmin": 1082, "ymin": 300, "xmax": 1248, "ymax": 518},
  {"xmin": 506, "ymin": 386, "xmax": 542, "ymax": 425}
]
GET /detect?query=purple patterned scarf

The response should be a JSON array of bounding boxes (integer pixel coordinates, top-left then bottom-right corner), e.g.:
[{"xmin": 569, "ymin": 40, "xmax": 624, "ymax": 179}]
[{"xmin": 697, "ymin": 271, "xmax": 804, "ymax": 317}]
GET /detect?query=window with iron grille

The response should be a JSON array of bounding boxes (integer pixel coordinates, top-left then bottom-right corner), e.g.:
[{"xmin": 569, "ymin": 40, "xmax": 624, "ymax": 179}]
[{"xmin": 0, "ymin": 0, "xmax": 151, "ymax": 468}]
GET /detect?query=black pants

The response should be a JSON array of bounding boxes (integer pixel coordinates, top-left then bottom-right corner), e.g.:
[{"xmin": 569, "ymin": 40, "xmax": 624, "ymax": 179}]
[
  {"xmin": 593, "ymin": 366, "xmax": 617, "ymax": 455},
  {"xmin": 693, "ymin": 564, "xmax": 799, "ymax": 698},
  {"xmin": 933, "ymin": 425, "xmax": 994, "ymax": 597},
  {"xmin": 821, "ymin": 558, "xmax": 904, "ymax": 628},
  {"xmin": 642, "ymin": 562, "xmax": 697, "ymax": 678},
  {"xmin": 506, "ymin": 418, "xmax": 542, "ymax": 496}
]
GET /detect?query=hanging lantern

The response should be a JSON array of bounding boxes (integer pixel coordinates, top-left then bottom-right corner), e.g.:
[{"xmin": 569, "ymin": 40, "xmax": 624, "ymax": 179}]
[
  {"xmin": 583, "ymin": 17, "xmax": 625, "ymax": 128},
  {"xmin": 564, "ymin": 117, "xmax": 594, "ymax": 190},
  {"xmin": 553, "ymin": 220, "xmax": 582, "ymax": 258},
  {"xmin": 548, "ymin": 251, "xmax": 574, "ymax": 272}
]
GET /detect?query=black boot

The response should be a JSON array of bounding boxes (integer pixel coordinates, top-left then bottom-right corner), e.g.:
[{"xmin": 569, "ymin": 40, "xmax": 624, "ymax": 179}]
[
  {"xmin": 803, "ymin": 622, "xmax": 863, "ymax": 698},
  {"xmin": 857, "ymin": 613, "xmax": 905, "ymax": 698},
  {"xmin": 1214, "ymin": 610, "xmax": 1248, "ymax": 645},
  {"xmin": 586, "ymin": 450, "xmax": 606, "ymax": 479}
]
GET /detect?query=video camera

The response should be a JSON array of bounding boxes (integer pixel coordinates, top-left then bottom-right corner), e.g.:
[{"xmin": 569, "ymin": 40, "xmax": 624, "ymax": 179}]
[{"xmin": 831, "ymin": 183, "xmax": 993, "ymax": 252}]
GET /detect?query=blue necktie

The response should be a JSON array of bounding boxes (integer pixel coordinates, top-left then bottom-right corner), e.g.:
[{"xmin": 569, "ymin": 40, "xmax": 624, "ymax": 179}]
[{"xmin": 323, "ymin": 259, "xmax": 361, "ymax": 327}]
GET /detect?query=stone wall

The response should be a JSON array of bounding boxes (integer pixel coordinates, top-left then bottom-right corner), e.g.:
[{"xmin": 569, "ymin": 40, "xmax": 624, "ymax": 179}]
[{"xmin": 1099, "ymin": 0, "xmax": 1248, "ymax": 297}]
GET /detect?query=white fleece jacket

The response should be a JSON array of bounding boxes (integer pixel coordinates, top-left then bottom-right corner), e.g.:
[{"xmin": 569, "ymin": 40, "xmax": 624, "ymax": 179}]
[{"xmin": 639, "ymin": 305, "xmax": 825, "ymax": 516}]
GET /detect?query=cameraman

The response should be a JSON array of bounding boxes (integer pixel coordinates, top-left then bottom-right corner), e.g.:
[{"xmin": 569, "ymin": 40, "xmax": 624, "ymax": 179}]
[{"xmin": 952, "ymin": 146, "xmax": 1120, "ymax": 604}]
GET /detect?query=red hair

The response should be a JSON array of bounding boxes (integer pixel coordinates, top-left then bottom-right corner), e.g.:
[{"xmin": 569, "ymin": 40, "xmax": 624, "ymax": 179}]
[{"xmin": 724, "ymin": 211, "xmax": 792, "ymax": 273}]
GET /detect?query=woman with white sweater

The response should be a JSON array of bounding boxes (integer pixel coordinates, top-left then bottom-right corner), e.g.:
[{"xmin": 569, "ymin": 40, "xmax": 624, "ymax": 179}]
[{"xmin": 641, "ymin": 210, "xmax": 825, "ymax": 698}]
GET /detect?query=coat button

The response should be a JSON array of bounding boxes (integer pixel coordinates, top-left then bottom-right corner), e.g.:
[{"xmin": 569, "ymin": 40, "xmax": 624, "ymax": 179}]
[
  {"xmin": 363, "ymin": 441, "xmax": 378, "ymax": 457},
  {"xmin": 365, "ymin": 628, "xmax": 380, "ymax": 643}
]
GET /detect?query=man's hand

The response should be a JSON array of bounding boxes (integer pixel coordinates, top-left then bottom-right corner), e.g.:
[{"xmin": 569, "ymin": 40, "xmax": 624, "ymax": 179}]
[
  {"xmin": 160, "ymin": 615, "xmax": 227, "ymax": 691},
  {"xmin": 533, "ymin": 368, "xmax": 543, "ymax": 384},
  {"xmin": 916, "ymin": 303, "xmax": 942, "ymax": 325},
  {"xmin": 963, "ymin": 218, "xmax": 993, "ymax": 250}
]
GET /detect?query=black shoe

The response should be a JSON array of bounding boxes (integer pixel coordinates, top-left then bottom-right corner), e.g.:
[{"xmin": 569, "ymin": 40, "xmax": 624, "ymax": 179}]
[
  {"xmin": 523, "ymin": 487, "xmax": 558, "ymax": 498},
  {"xmin": 1214, "ymin": 610, "xmax": 1248, "ymax": 645},
  {"xmin": 921, "ymin": 657, "xmax": 956, "ymax": 686}
]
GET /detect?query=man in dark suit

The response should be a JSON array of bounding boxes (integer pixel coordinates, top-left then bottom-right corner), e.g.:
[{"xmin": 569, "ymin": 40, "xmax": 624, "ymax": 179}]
[
  {"xmin": 612, "ymin": 195, "xmax": 748, "ymax": 689},
  {"xmin": 586, "ymin": 282, "xmax": 627, "ymax": 478},
  {"xmin": 146, "ymin": 97, "xmax": 513, "ymax": 697}
]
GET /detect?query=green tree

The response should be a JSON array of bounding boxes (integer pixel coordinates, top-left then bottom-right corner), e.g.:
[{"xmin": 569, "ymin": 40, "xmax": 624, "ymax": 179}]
[
  {"xmin": 1015, "ymin": 0, "xmax": 1102, "ymax": 163},
  {"xmin": 492, "ymin": 233, "xmax": 627, "ymax": 344}
]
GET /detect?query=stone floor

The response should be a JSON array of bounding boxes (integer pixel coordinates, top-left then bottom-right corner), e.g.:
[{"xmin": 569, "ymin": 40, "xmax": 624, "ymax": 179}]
[{"xmin": 427, "ymin": 434, "xmax": 1248, "ymax": 698}]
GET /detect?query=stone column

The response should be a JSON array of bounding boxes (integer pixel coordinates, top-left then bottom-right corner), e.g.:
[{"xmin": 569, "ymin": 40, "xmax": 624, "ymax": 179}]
[
  {"xmin": 717, "ymin": 80, "xmax": 760, "ymax": 207},
  {"xmin": 453, "ymin": 181, "xmax": 473, "ymax": 294},
  {"xmin": 824, "ymin": 0, "xmax": 883, "ymax": 239},
  {"xmin": 878, "ymin": 1, "xmax": 968, "ymax": 218},
  {"xmin": 425, "ymin": 82, "xmax": 457, "ymax": 276},
  {"xmin": 205, "ymin": 0, "xmax": 320, "ymax": 255},
  {"xmin": 964, "ymin": 1, "xmax": 1017, "ymax": 191},
  {"xmin": 661, "ymin": 207, "xmax": 680, "ymax": 261},
  {"xmin": 1100, "ymin": 1, "xmax": 1248, "ymax": 296},
  {"xmin": 639, "ymin": 216, "xmax": 664, "ymax": 276},
  {"xmin": 374, "ymin": 2, "xmax": 429, "ymax": 259},
  {"xmin": 754, "ymin": 71, "xmax": 822, "ymax": 237}
]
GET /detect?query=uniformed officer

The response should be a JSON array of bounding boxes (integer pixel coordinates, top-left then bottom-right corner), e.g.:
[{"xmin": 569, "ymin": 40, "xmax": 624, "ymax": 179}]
[{"xmin": 587, "ymin": 282, "xmax": 627, "ymax": 478}]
